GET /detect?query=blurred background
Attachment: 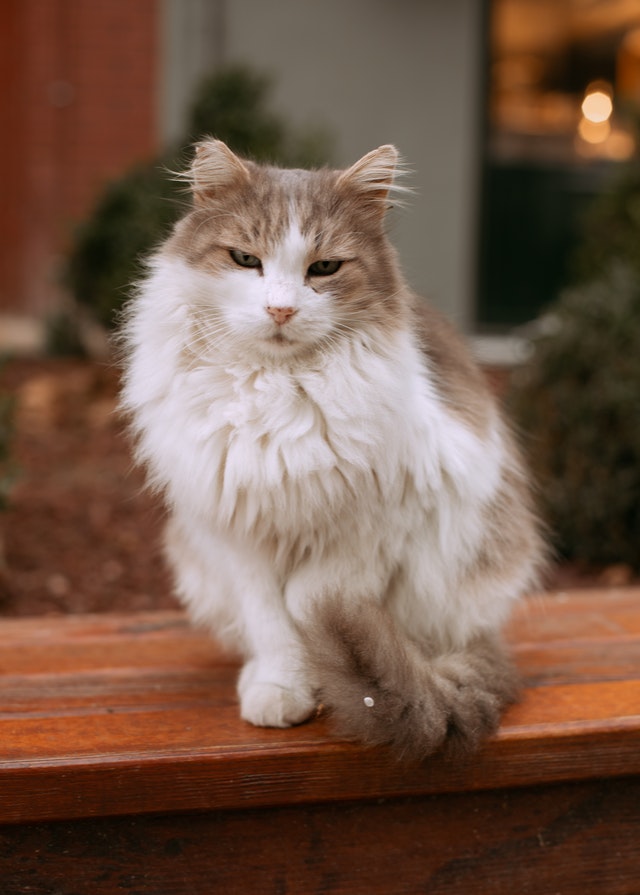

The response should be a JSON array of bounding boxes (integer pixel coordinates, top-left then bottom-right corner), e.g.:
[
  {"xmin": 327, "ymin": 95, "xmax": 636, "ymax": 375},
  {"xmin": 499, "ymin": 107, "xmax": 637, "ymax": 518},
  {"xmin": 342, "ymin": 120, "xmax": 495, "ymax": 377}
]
[
  {"xmin": 1, "ymin": 0, "xmax": 639, "ymax": 346},
  {"xmin": 1, "ymin": 0, "xmax": 639, "ymax": 614}
]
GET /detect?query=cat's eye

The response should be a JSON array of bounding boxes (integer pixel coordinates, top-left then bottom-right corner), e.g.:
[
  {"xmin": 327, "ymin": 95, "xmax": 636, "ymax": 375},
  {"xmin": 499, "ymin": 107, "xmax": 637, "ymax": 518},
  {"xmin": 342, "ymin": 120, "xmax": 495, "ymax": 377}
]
[
  {"xmin": 308, "ymin": 259, "xmax": 343, "ymax": 277},
  {"xmin": 230, "ymin": 249, "xmax": 262, "ymax": 269}
]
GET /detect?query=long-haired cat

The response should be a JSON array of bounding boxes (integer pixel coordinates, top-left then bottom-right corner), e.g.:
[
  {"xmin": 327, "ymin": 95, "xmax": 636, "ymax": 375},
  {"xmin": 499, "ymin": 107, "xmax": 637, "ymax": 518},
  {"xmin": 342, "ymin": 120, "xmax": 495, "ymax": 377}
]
[{"xmin": 121, "ymin": 139, "xmax": 544, "ymax": 760}]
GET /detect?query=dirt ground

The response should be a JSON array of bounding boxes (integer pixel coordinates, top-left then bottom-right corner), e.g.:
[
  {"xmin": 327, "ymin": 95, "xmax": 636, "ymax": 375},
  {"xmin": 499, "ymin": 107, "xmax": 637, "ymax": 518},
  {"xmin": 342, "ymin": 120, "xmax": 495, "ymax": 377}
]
[
  {"xmin": 0, "ymin": 358, "xmax": 177, "ymax": 616},
  {"xmin": 0, "ymin": 358, "xmax": 635, "ymax": 618}
]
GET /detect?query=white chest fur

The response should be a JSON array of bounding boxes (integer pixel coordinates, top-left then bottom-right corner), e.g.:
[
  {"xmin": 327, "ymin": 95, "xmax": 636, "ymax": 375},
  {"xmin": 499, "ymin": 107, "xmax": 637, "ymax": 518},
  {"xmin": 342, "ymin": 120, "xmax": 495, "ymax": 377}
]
[
  {"xmin": 128, "ymin": 326, "xmax": 499, "ymax": 541},
  {"xmin": 122, "ymin": 257, "xmax": 504, "ymax": 578}
]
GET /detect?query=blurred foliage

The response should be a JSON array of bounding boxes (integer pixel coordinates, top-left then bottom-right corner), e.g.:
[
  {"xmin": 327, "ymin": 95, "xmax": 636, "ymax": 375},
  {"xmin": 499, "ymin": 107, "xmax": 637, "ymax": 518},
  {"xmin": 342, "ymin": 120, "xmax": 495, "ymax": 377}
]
[
  {"xmin": 45, "ymin": 310, "xmax": 89, "ymax": 357},
  {"xmin": 511, "ymin": 262, "xmax": 640, "ymax": 568},
  {"xmin": 0, "ymin": 385, "xmax": 16, "ymax": 512},
  {"xmin": 573, "ymin": 159, "xmax": 640, "ymax": 285},
  {"xmin": 66, "ymin": 66, "xmax": 333, "ymax": 329}
]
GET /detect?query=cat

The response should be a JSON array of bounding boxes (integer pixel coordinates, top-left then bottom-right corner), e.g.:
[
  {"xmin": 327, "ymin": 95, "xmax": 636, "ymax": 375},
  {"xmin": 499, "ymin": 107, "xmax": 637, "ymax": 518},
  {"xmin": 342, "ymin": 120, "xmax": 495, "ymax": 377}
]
[{"xmin": 120, "ymin": 138, "xmax": 544, "ymax": 760}]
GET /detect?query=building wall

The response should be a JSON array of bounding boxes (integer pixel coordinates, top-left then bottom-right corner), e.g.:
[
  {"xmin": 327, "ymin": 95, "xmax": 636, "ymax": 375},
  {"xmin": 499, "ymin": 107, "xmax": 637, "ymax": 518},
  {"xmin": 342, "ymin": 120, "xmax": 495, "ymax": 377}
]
[
  {"xmin": 0, "ymin": 3, "xmax": 27, "ymax": 315},
  {"xmin": 1, "ymin": 0, "xmax": 483, "ymax": 331},
  {"xmin": 0, "ymin": 0, "xmax": 159, "ymax": 316},
  {"xmin": 159, "ymin": 0, "xmax": 226, "ymax": 147}
]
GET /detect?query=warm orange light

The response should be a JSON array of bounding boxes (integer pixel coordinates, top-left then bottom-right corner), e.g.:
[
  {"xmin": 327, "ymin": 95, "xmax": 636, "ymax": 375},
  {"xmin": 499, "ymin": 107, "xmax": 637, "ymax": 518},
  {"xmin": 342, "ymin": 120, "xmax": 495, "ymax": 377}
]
[
  {"xmin": 581, "ymin": 90, "xmax": 613, "ymax": 123},
  {"xmin": 578, "ymin": 117, "xmax": 610, "ymax": 144},
  {"xmin": 605, "ymin": 130, "xmax": 636, "ymax": 160}
]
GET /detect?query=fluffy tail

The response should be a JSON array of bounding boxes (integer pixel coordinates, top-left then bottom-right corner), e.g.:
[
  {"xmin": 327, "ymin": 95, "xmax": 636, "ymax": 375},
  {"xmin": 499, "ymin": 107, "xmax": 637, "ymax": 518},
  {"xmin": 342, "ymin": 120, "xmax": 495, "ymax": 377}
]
[{"xmin": 302, "ymin": 597, "xmax": 520, "ymax": 761}]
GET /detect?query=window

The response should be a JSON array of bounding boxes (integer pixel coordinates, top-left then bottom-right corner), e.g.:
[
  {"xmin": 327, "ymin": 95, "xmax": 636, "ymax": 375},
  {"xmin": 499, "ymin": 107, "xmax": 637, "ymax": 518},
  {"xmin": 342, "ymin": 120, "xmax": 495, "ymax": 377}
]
[{"xmin": 478, "ymin": 0, "xmax": 640, "ymax": 328}]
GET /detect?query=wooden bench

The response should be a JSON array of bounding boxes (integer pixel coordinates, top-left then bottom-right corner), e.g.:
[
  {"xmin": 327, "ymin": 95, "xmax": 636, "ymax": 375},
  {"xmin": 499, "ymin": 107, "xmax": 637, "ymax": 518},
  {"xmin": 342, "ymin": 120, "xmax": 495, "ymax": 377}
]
[{"xmin": 0, "ymin": 587, "xmax": 639, "ymax": 894}]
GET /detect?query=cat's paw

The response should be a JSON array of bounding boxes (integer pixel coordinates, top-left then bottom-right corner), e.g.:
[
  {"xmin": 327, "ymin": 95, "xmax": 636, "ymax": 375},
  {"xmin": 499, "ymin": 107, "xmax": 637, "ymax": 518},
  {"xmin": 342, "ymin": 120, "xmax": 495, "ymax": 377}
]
[{"xmin": 240, "ymin": 681, "xmax": 317, "ymax": 728}]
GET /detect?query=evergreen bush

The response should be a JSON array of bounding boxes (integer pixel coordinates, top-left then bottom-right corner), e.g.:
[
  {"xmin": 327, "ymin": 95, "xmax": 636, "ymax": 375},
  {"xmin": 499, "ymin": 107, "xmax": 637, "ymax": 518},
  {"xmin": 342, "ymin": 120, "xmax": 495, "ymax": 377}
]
[
  {"xmin": 511, "ymin": 262, "xmax": 640, "ymax": 568},
  {"xmin": 573, "ymin": 164, "xmax": 640, "ymax": 285},
  {"xmin": 66, "ymin": 66, "xmax": 332, "ymax": 329},
  {"xmin": 0, "ymin": 387, "xmax": 15, "ymax": 512}
]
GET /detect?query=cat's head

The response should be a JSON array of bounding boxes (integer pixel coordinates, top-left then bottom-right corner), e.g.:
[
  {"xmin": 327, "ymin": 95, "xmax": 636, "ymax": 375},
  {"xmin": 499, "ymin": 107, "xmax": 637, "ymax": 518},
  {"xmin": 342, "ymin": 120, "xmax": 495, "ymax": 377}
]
[{"xmin": 165, "ymin": 139, "xmax": 409, "ymax": 361}]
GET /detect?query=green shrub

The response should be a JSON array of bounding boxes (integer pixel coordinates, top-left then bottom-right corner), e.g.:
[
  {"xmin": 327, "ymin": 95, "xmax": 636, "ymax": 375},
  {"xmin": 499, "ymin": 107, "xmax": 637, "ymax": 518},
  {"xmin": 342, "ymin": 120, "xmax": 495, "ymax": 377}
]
[
  {"xmin": 573, "ymin": 163, "xmax": 640, "ymax": 285},
  {"xmin": 65, "ymin": 160, "xmax": 179, "ymax": 329},
  {"xmin": 66, "ymin": 66, "xmax": 332, "ymax": 329},
  {"xmin": 511, "ymin": 263, "xmax": 640, "ymax": 568},
  {"xmin": 0, "ymin": 387, "xmax": 16, "ymax": 512}
]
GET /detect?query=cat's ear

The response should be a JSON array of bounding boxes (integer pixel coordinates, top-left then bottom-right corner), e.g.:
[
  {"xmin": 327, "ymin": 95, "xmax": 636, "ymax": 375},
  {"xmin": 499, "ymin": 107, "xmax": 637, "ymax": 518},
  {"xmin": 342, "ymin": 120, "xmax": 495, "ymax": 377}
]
[
  {"xmin": 337, "ymin": 145, "xmax": 401, "ymax": 216},
  {"xmin": 188, "ymin": 139, "xmax": 250, "ymax": 204}
]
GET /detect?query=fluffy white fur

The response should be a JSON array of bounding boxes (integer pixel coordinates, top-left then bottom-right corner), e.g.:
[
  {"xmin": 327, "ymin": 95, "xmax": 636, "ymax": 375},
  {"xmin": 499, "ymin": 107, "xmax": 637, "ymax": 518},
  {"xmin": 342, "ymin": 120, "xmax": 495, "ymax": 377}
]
[{"xmin": 121, "ymin": 142, "xmax": 541, "ymax": 755}]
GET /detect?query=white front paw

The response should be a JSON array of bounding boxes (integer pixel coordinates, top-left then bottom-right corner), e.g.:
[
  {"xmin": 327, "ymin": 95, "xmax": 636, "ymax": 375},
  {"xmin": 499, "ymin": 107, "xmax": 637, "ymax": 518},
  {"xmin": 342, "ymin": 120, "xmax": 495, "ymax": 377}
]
[{"xmin": 239, "ymin": 680, "xmax": 316, "ymax": 728}]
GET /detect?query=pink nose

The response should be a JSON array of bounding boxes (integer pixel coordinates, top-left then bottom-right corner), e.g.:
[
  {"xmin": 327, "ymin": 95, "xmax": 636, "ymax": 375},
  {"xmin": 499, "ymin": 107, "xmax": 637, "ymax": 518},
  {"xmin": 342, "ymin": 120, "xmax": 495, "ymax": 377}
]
[{"xmin": 266, "ymin": 306, "xmax": 297, "ymax": 326}]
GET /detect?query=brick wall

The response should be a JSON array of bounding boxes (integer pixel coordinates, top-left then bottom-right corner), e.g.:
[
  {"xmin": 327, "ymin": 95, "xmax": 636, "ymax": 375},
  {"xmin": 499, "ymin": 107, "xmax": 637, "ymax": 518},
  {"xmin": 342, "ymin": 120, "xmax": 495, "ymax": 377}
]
[{"xmin": 0, "ymin": 0, "xmax": 158, "ymax": 316}]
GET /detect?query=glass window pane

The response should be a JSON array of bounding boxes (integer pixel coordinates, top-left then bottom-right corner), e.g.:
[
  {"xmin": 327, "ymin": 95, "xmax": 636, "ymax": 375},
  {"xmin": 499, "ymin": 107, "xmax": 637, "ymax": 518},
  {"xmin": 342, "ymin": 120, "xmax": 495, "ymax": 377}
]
[{"xmin": 478, "ymin": 0, "xmax": 640, "ymax": 328}]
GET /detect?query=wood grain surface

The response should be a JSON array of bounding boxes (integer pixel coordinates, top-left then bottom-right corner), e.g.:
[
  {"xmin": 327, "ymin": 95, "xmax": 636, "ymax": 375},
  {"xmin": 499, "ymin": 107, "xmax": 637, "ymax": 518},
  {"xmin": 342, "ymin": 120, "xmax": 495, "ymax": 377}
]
[
  {"xmin": 0, "ymin": 588, "xmax": 638, "ymax": 826},
  {"xmin": 0, "ymin": 778, "xmax": 638, "ymax": 895},
  {"xmin": 0, "ymin": 588, "xmax": 639, "ymax": 893}
]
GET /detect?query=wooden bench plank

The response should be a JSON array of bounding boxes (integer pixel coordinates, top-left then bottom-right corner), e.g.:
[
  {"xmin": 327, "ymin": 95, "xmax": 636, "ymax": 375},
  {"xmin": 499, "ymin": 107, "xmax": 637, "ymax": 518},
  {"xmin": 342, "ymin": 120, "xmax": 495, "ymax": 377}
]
[
  {"xmin": 0, "ymin": 612, "xmax": 223, "ymax": 674},
  {"xmin": 0, "ymin": 588, "xmax": 638, "ymax": 826},
  {"xmin": 2, "ymin": 674, "xmax": 639, "ymax": 759},
  {"xmin": 506, "ymin": 588, "xmax": 640, "ymax": 639},
  {"xmin": 0, "ymin": 778, "xmax": 638, "ymax": 895}
]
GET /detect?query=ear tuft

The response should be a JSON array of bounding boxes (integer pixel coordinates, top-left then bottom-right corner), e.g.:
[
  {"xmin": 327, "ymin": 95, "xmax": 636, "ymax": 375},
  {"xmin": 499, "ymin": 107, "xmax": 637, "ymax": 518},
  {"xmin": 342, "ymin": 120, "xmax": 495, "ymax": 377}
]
[
  {"xmin": 337, "ymin": 145, "xmax": 408, "ymax": 214},
  {"xmin": 183, "ymin": 138, "xmax": 250, "ymax": 204}
]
